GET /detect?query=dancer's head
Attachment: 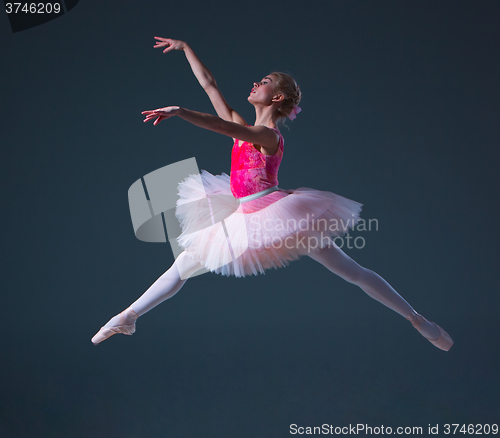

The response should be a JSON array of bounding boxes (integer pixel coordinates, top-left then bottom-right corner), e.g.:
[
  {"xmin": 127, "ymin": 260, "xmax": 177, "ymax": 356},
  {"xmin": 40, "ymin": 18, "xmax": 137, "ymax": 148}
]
[{"xmin": 248, "ymin": 72, "xmax": 302, "ymax": 125}]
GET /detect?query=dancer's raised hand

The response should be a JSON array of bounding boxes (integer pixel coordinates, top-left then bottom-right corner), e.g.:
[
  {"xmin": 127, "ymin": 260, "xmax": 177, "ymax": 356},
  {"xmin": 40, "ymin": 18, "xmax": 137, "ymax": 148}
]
[
  {"xmin": 153, "ymin": 37, "xmax": 186, "ymax": 53},
  {"xmin": 142, "ymin": 106, "xmax": 181, "ymax": 125}
]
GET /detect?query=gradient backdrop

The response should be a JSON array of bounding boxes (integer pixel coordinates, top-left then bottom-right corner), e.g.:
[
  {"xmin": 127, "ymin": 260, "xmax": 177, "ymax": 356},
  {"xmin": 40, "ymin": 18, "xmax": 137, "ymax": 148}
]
[{"xmin": 2, "ymin": 1, "xmax": 499, "ymax": 437}]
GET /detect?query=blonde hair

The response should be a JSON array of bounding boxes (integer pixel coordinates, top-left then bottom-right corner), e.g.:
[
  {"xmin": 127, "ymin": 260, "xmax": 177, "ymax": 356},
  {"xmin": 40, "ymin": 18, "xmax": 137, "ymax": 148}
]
[{"xmin": 270, "ymin": 72, "xmax": 302, "ymax": 126}]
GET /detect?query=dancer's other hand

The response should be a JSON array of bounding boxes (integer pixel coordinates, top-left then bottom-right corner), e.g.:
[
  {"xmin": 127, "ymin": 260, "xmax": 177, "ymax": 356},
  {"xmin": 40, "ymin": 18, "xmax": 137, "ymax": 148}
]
[
  {"xmin": 153, "ymin": 37, "xmax": 186, "ymax": 53},
  {"xmin": 142, "ymin": 106, "xmax": 181, "ymax": 125}
]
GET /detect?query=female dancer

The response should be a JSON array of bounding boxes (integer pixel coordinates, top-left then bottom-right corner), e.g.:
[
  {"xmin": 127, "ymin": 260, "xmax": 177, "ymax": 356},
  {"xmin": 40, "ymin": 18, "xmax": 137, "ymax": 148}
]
[{"xmin": 91, "ymin": 37, "xmax": 453, "ymax": 351}]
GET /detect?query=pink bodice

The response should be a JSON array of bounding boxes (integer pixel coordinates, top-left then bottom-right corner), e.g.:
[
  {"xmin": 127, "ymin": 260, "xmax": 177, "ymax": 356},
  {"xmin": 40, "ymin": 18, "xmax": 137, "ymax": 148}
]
[{"xmin": 230, "ymin": 127, "xmax": 284, "ymax": 198}]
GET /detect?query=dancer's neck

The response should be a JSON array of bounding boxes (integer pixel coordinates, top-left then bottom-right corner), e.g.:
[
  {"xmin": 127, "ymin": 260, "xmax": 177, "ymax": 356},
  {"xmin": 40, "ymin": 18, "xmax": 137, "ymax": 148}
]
[{"xmin": 254, "ymin": 105, "xmax": 277, "ymax": 128}]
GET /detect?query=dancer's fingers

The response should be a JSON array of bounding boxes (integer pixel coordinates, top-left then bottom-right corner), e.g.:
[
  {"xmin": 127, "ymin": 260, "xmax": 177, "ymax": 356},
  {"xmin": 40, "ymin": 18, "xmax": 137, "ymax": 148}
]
[
  {"xmin": 154, "ymin": 116, "xmax": 168, "ymax": 125},
  {"xmin": 154, "ymin": 37, "xmax": 171, "ymax": 49},
  {"xmin": 143, "ymin": 113, "xmax": 159, "ymax": 122},
  {"xmin": 143, "ymin": 107, "xmax": 179, "ymax": 120}
]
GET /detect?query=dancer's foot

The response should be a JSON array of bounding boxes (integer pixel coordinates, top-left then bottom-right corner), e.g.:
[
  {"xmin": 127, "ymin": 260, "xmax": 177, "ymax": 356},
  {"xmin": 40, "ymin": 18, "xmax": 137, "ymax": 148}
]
[
  {"xmin": 406, "ymin": 312, "xmax": 454, "ymax": 351},
  {"xmin": 91, "ymin": 307, "xmax": 139, "ymax": 345}
]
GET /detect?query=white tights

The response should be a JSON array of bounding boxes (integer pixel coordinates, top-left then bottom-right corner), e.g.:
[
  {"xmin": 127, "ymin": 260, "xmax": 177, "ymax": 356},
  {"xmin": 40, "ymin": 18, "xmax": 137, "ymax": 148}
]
[
  {"xmin": 123, "ymin": 244, "xmax": 440, "ymax": 340},
  {"xmin": 129, "ymin": 251, "xmax": 204, "ymax": 317},
  {"xmin": 307, "ymin": 242, "xmax": 440, "ymax": 339}
]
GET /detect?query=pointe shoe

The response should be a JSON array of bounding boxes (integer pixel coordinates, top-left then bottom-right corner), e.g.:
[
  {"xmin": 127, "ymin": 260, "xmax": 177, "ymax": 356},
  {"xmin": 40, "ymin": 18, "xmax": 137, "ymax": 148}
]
[
  {"xmin": 91, "ymin": 308, "xmax": 139, "ymax": 345},
  {"xmin": 406, "ymin": 313, "xmax": 454, "ymax": 351}
]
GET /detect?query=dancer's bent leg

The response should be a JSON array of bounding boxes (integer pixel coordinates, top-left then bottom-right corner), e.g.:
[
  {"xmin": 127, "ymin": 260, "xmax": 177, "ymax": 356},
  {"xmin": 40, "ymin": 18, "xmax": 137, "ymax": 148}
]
[
  {"xmin": 91, "ymin": 251, "xmax": 204, "ymax": 344},
  {"xmin": 307, "ymin": 241, "xmax": 453, "ymax": 350}
]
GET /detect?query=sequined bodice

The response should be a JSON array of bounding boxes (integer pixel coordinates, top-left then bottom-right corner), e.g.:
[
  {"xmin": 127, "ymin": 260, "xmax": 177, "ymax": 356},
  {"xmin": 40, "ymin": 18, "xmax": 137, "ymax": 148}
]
[{"xmin": 230, "ymin": 127, "xmax": 284, "ymax": 198}]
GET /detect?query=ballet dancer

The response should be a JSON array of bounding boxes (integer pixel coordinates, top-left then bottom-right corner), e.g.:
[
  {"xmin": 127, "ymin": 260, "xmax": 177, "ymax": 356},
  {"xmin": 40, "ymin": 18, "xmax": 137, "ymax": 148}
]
[{"xmin": 91, "ymin": 37, "xmax": 453, "ymax": 351}]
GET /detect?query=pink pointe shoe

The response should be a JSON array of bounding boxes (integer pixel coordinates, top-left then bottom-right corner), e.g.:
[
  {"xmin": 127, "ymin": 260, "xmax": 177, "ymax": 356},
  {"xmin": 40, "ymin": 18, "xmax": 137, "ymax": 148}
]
[
  {"xmin": 406, "ymin": 313, "xmax": 454, "ymax": 351},
  {"xmin": 91, "ymin": 308, "xmax": 139, "ymax": 345}
]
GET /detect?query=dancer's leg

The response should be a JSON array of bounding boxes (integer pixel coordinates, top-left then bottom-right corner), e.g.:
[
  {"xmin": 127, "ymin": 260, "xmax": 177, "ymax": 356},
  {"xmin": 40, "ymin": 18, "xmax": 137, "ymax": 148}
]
[
  {"xmin": 308, "ymin": 241, "xmax": 453, "ymax": 350},
  {"xmin": 129, "ymin": 251, "xmax": 204, "ymax": 316},
  {"xmin": 91, "ymin": 251, "xmax": 204, "ymax": 344}
]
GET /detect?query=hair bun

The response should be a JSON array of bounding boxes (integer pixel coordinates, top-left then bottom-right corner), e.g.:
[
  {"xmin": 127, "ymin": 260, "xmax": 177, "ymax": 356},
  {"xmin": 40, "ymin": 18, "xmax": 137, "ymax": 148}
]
[{"xmin": 270, "ymin": 72, "xmax": 302, "ymax": 125}]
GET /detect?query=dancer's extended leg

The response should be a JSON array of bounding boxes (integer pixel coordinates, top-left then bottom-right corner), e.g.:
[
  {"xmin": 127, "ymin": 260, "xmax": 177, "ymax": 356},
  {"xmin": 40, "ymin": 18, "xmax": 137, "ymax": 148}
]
[
  {"xmin": 91, "ymin": 251, "xmax": 204, "ymax": 344},
  {"xmin": 308, "ymin": 241, "xmax": 453, "ymax": 350}
]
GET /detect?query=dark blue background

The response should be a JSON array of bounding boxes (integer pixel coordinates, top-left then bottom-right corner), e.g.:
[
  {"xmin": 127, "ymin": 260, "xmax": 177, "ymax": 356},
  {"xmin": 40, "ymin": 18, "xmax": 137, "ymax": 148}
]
[{"xmin": 2, "ymin": 1, "xmax": 499, "ymax": 437}]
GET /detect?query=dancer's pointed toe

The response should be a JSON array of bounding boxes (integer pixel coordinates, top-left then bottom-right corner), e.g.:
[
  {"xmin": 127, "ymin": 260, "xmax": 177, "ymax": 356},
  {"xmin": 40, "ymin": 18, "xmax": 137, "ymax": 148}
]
[
  {"xmin": 91, "ymin": 308, "xmax": 139, "ymax": 345},
  {"xmin": 427, "ymin": 325, "xmax": 454, "ymax": 351},
  {"xmin": 91, "ymin": 325, "xmax": 135, "ymax": 345},
  {"xmin": 407, "ymin": 313, "xmax": 454, "ymax": 351}
]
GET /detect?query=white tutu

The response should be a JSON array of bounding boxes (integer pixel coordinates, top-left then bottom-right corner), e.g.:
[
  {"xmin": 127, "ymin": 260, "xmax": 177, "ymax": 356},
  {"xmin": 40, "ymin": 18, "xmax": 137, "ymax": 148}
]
[{"xmin": 175, "ymin": 170, "xmax": 363, "ymax": 277}]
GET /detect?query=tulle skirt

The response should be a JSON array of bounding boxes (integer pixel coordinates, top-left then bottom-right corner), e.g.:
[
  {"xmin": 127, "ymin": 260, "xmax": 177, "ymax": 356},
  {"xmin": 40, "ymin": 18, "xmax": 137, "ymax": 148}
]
[{"xmin": 175, "ymin": 170, "xmax": 363, "ymax": 277}]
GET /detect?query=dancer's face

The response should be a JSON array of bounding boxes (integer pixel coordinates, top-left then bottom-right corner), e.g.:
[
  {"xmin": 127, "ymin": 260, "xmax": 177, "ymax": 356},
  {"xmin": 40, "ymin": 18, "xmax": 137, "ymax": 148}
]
[{"xmin": 248, "ymin": 74, "xmax": 281, "ymax": 106}]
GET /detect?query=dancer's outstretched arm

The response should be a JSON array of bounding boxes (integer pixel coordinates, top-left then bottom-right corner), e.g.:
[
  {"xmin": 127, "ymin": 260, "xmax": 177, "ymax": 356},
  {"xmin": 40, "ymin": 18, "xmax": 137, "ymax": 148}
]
[
  {"xmin": 153, "ymin": 37, "xmax": 246, "ymax": 126},
  {"xmin": 142, "ymin": 106, "xmax": 280, "ymax": 152}
]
